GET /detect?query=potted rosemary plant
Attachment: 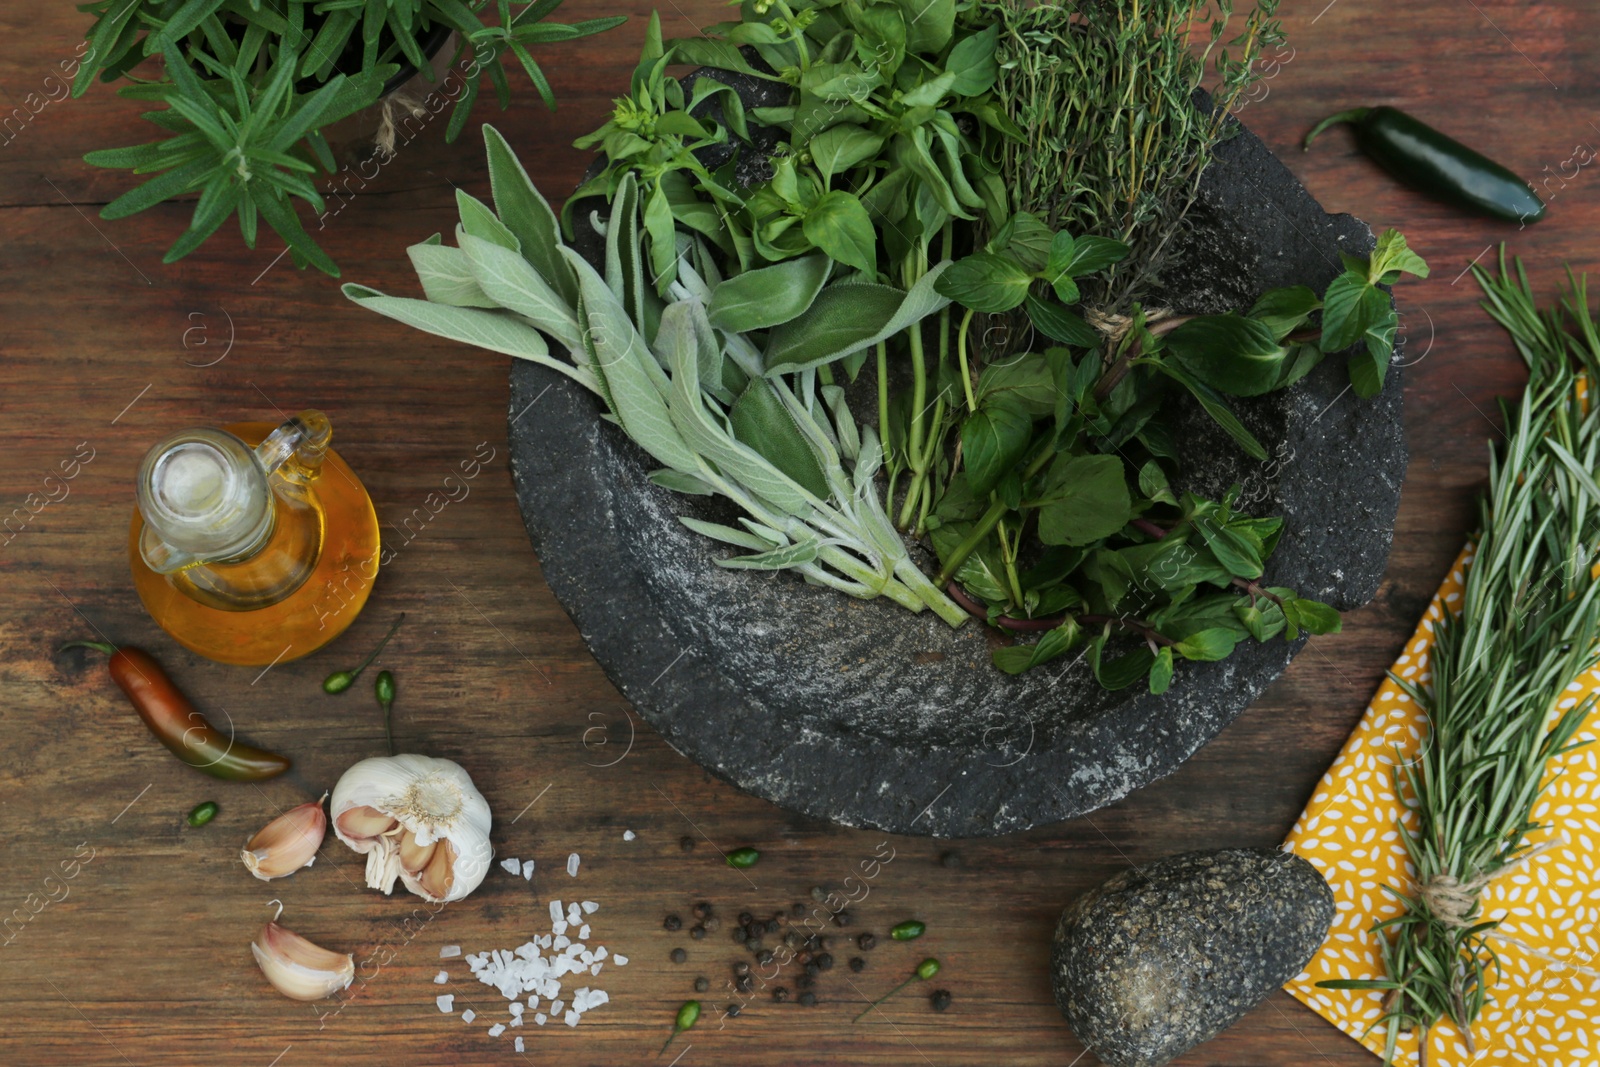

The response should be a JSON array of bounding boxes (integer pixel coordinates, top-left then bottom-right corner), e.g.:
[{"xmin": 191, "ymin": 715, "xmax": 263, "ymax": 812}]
[{"xmin": 71, "ymin": 0, "xmax": 625, "ymax": 275}]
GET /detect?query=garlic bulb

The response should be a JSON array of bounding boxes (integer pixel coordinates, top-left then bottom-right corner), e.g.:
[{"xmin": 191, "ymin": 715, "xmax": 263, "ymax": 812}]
[
  {"xmin": 330, "ymin": 754, "xmax": 492, "ymax": 903},
  {"xmin": 242, "ymin": 798, "xmax": 326, "ymax": 880},
  {"xmin": 252, "ymin": 921, "xmax": 354, "ymax": 1001}
]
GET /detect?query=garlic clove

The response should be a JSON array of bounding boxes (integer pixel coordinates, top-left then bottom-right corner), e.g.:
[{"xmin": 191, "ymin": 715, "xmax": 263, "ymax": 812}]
[
  {"xmin": 398, "ymin": 829, "xmax": 437, "ymax": 873},
  {"xmin": 416, "ymin": 838, "xmax": 456, "ymax": 901},
  {"xmin": 251, "ymin": 921, "xmax": 354, "ymax": 1001},
  {"xmin": 336, "ymin": 804, "xmax": 398, "ymax": 840},
  {"xmin": 241, "ymin": 799, "xmax": 327, "ymax": 881}
]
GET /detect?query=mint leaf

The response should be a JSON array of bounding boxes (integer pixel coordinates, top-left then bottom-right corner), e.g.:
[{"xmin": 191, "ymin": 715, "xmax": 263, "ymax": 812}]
[
  {"xmin": 1290, "ymin": 597, "xmax": 1342, "ymax": 633},
  {"xmin": 992, "ymin": 619, "xmax": 1082, "ymax": 675},
  {"xmin": 961, "ymin": 395, "xmax": 1035, "ymax": 497},
  {"xmin": 1148, "ymin": 645, "xmax": 1175, "ymax": 693},
  {"xmin": 1046, "ymin": 231, "xmax": 1130, "ymax": 282},
  {"xmin": 1320, "ymin": 272, "xmax": 1391, "ymax": 353},
  {"xmin": 1369, "ymin": 228, "xmax": 1430, "ymax": 282},
  {"xmin": 935, "ymin": 251, "xmax": 1033, "ymax": 313},
  {"xmin": 1175, "ymin": 627, "xmax": 1239, "ymax": 661},
  {"xmin": 1036, "ymin": 453, "xmax": 1132, "ymax": 546},
  {"xmin": 1026, "ymin": 293, "xmax": 1100, "ymax": 347},
  {"xmin": 1164, "ymin": 313, "xmax": 1290, "ymax": 397},
  {"xmin": 1248, "ymin": 285, "xmax": 1320, "ymax": 341}
]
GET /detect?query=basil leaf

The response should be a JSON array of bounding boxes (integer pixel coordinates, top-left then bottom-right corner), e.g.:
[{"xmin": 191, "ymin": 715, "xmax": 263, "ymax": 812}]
[
  {"xmin": 900, "ymin": 0, "xmax": 954, "ymax": 54},
  {"xmin": 810, "ymin": 124, "xmax": 886, "ymax": 183},
  {"xmin": 764, "ymin": 266, "xmax": 951, "ymax": 374},
  {"xmin": 1164, "ymin": 313, "xmax": 1290, "ymax": 397},
  {"xmin": 729, "ymin": 377, "xmax": 832, "ymax": 499},
  {"xmin": 1035, "ymin": 454, "xmax": 1132, "ymax": 547},
  {"xmin": 803, "ymin": 190, "xmax": 878, "ymax": 276},
  {"xmin": 945, "ymin": 23, "xmax": 999, "ymax": 96},
  {"xmin": 708, "ymin": 255, "xmax": 832, "ymax": 334},
  {"xmin": 962, "ymin": 395, "xmax": 1035, "ymax": 497},
  {"xmin": 1247, "ymin": 285, "xmax": 1319, "ymax": 341},
  {"xmin": 1026, "ymin": 294, "xmax": 1100, "ymax": 347},
  {"xmin": 934, "ymin": 252, "xmax": 1032, "ymax": 313}
]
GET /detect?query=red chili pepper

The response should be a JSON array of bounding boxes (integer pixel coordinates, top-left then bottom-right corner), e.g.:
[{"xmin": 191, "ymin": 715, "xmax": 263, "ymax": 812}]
[{"xmin": 63, "ymin": 641, "xmax": 290, "ymax": 781}]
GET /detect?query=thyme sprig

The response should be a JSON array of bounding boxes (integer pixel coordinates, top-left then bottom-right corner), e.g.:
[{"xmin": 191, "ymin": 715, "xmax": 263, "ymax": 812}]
[{"xmin": 1318, "ymin": 250, "xmax": 1600, "ymax": 1065}]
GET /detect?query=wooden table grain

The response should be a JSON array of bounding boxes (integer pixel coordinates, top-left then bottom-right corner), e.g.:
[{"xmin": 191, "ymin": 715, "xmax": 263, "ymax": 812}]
[{"xmin": 2, "ymin": 2, "xmax": 1595, "ymax": 1064}]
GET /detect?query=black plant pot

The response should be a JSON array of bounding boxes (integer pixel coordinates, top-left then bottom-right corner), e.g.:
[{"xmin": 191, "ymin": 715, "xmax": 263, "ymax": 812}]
[{"xmin": 508, "ymin": 73, "xmax": 1406, "ymax": 837}]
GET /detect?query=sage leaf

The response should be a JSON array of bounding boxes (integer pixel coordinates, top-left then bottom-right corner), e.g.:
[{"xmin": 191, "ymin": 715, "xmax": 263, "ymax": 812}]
[
  {"xmin": 803, "ymin": 191, "xmax": 878, "ymax": 276},
  {"xmin": 1035, "ymin": 454, "xmax": 1132, "ymax": 547},
  {"xmin": 562, "ymin": 247, "xmax": 700, "ymax": 473},
  {"xmin": 483, "ymin": 125, "xmax": 576, "ymax": 305},
  {"xmin": 934, "ymin": 252, "xmax": 1032, "ymax": 313},
  {"xmin": 407, "ymin": 243, "xmax": 497, "ymax": 309},
  {"xmin": 720, "ymin": 538, "xmax": 822, "ymax": 570},
  {"xmin": 650, "ymin": 469, "xmax": 717, "ymax": 495},
  {"xmin": 708, "ymin": 255, "xmax": 831, "ymax": 333},
  {"xmin": 458, "ymin": 233, "xmax": 582, "ymax": 352},
  {"xmin": 961, "ymin": 395, "xmax": 1035, "ymax": 497},
  {"xmin": 763, "ymin": 266, "xmax": 951, "ymax": 374},
  {"xmin": 679, "ymin": 516, "xmax": 773, "ymax": 551},
  {"xmin": 456, "ymin": 189, "xmax": 519, "ymax": 252}
]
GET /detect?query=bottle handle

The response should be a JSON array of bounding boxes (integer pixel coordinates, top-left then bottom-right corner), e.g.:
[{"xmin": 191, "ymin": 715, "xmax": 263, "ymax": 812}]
[{"xmin": 254, "ymin": 410, "xmax": 332, "ymax": 485}]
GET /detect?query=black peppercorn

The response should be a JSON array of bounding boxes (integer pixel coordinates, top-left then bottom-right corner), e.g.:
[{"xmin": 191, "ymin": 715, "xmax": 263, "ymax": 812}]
[
  {"xmin": 816, "ymin": 953, "xmax": 834, "ymax": 971},
  {"xmin": 731, "ymin": 926, "xmax": 747, "ymax": 944},
  {"xmin": 939, "ymin": 850, "xmax": 961, "ymax": 869},
  {"xmin": 738, "ymin": 912, "xmax": 754, "ymax": 926},
  {"xmin": 764, "ymin": 918, "xmax": 780, "ymax": 934},
  {"xmin": 736, "ymin": 975, "xmax": 753, "ymax": 993},
  {"xmin": 734, "ymin": 961, "xmax": 750, "ymax": 977},
  {"xmin": 694, "ymin": 976, "xmax": 709, "ymax": 993},
  {"xmin": 930, "ymin": 989, "xmax": 952, "ymax": 1012},
  {"xmin": 690, "ymin": 925, "xmax": 706, "ymax": 940},
  {"xmin": 796, "ymin": 973, "xmax": 814, "ymax": 990},
  {"xmin": 804, "ymin": 961, "xmax": 820, "ymax": 977},
  {"xmin": 790, "ymin": 902, "xmax": 807, "ymax": 918},
  {"xmin": 798, "ymin": 991, "xmax": 817, "ymax": 1006},
  {"xmin": 833, "ymin": 910, "xmax": 851, "ymax": 927},
  {"xmin": 670, "ymin": 947, "xmax": 687, "ymax": 963},
  {"xmin": 772, "ymin": 987, "xmax": 789, "ymax": 1003},
  {"xmin": 727, "ymin": 1003, "xmax": 742, "ymax": 1018},
  {"xmin": 857, "ymin": 933, "xmax": 877, "ymax": 951},
  {"xmin": 848, "ymin": 956, "xmax": 865, "ymax": 972},
  {"xmin": 757, "ymin": 950, "xmax": 774, "ymax": 965},
  {"xmin": 663, "ymin": 914, "xmax": 682, "ymax": 932},
  {"xmin": 693, "ymin": 902, "xmax": 712, "ymax": 920},
  {"xmin": 680, "ymin": 835, "xmax": 695, "ymax": 851}
]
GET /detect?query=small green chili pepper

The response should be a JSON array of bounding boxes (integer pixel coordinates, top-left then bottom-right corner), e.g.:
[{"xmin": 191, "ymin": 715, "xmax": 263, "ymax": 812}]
[
  {"xmin": 659, "ymin": 999, "xmax": 700, "ymax": 1056},
  {"xmin": 726, "ymin": 847, "xmax": 760, "ymax": 869},
  {"xmin": 322, "ymin": 614, "xmax": 404, "ymax": 694},
  {"xmin": 187, "ymin": 801, "xmax": 218, "ymax": 827},
  {"xmin": 1304, "ymin": 106, "xmax": 1545, "ymax": 224},
  {"xmin": 854, "ymin": 958, "xmax": 941, "ymax": 1021},
  {"xmin": 890, "ymin": 920, "xmax": 926, "ymax": 940},
  {"xmin": 375, "ymin": 670, "xmax": 396, "ymax": 755}
]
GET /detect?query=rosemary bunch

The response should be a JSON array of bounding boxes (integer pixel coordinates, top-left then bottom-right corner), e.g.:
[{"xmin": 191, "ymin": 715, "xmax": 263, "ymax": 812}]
[
  {"xmin": 1320, "ymin": 252, "xmax": 1600, "ymax": 1064},
  {"xmin": 983, "ymin": 0, "xmax": 1283, "ymax": 310}
]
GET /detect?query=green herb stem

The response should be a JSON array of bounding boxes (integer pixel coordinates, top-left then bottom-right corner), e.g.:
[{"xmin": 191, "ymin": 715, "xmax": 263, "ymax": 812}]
[{"xmin": 957, "ymin": 307, "xmax": 978, "ymax": 412}]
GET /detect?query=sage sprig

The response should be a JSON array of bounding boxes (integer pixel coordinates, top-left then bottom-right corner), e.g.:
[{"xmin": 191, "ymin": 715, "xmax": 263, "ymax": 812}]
[{"xmin": 1317, "ymin": 250, "xmax": 1600, "ymax": 1063}]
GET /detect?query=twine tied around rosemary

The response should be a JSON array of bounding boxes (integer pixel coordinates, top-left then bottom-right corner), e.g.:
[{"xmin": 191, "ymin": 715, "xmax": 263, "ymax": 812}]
[
  {"xmin": 1417, "ymin": 837, "xmax": 1600, "ymax": 977},
  {"xmin": 374, "ymin": 87, "xmax": 430, "ymax": 159}
]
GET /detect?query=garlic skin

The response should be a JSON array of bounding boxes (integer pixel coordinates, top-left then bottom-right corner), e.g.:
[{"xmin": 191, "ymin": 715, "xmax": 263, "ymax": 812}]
[
  {"xmin": 330, "ymin": 754, "xmax": 492, "ymax": 904},
  {"xmin": 242, "ymin": 799, "xmax": 327, "ymax": 881},
  {"xmin": 252, "ymin": 922, "xmax": 354, "ymax": 1001}
]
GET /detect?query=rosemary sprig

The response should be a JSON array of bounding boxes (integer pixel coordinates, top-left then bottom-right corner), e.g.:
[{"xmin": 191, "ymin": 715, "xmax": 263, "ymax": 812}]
[{"xmin": 1319, "ymin": 250, "xmax": 1600, "ymax": 1064}]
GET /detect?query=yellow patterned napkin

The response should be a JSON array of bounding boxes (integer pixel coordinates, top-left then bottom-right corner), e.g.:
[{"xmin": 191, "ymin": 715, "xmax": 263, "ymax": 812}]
[{"xmin": 1284, "ymin": 545, "xmax": 1600, "ymax": 1067}]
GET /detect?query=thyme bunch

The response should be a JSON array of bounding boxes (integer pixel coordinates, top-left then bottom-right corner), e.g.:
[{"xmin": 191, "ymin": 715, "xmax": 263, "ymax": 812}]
[
  {"xmin": 984, "ymin": 0, "xmax": 1283, "ymax": 310},
  {"xmin": 1320, "ymin": 251, "xmax": 1600, "ymax": 1064}
]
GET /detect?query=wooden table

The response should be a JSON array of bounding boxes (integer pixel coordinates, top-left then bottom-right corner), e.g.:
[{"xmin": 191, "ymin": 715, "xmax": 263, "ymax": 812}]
[{"xmin": 2, "ymin": 2, "xmax": 1593, "ymax": 1063}]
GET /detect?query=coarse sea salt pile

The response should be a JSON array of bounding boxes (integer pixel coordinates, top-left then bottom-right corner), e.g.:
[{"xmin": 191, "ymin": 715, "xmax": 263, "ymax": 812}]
[{"xmin": 434, "ymin": 856, "xmax": 624, "ymax": 1040}]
